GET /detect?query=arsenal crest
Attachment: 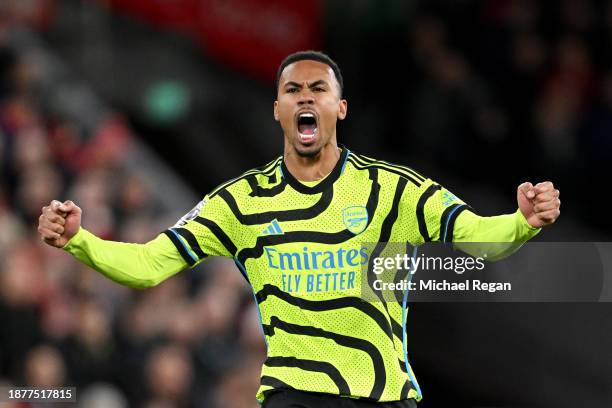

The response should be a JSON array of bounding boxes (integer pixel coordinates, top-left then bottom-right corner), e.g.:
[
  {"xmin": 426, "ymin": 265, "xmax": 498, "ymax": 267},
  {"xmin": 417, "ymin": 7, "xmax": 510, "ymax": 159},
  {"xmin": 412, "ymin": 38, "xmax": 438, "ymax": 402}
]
[{"xmin": 342, "ymin": 206, "xmax": 368, "ymax": 235}]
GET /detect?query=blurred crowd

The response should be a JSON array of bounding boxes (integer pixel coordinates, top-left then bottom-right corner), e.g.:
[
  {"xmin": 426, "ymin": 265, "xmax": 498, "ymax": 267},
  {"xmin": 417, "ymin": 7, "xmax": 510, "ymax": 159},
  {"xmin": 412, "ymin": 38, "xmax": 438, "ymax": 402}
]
[
  {"xmin": 323, "ymin": 0, "xmax": 612, "ymax": 235},
  {"xmin": 0, "ymin": 3, "xmax": 264, "ymax": 408},
  {"xmin": 401, "ymin": 0, "xmax": 612, "ymax": 180},
  {"xmin": 2, "ymin": 1, "xmax": 612, "ymax": 408}
]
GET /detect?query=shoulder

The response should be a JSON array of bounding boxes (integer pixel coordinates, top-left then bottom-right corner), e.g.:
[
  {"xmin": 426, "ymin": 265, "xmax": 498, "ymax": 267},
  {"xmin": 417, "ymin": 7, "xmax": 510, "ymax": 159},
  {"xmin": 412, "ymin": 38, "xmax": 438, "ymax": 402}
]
[
  {"xmin": 207, "ymin": 155, "xmax": 283, "ymax": 199},
  {"xmin": 345, "ymin": 150, "xmax": 428, "ymax": 187}
]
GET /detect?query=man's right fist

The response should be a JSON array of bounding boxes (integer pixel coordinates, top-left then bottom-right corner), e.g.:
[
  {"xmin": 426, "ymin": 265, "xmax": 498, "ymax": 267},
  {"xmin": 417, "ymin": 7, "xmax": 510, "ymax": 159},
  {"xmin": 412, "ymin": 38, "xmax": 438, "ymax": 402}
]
[{"xmin": 38, "ymin": 200, "xmax": 82, "ymax": 248}]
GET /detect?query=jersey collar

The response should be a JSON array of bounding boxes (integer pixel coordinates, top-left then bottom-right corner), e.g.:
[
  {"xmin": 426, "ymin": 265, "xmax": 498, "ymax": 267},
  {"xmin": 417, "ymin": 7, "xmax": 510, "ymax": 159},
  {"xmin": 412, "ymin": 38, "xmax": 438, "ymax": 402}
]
[{"xmin": 280, "ymin": 145, "xmax": 349, "ymax": 194}]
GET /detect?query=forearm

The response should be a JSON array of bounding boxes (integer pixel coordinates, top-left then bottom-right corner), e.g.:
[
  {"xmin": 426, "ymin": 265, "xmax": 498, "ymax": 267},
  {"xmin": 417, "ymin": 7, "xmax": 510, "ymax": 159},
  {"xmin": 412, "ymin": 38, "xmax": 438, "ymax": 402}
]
[
  {"xmin": 453, "ymin": 209, "xmax": 541, "ymax": 261},
  {"xmin": 63, "ymin": 228, "xmax": 187, "ymax": 288}
]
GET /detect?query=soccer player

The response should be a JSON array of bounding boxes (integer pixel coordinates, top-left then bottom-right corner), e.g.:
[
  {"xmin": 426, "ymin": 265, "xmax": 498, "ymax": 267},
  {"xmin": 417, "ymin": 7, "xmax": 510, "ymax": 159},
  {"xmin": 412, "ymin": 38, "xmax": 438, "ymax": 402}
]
[{"xmin": 38, "ymin": 51, "xmax": 560, "ymax": 407}]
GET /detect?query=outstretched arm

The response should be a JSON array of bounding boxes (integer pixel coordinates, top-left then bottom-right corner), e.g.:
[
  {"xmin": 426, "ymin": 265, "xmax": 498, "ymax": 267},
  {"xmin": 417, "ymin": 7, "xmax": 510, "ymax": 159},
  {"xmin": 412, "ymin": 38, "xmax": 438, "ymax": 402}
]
[
  {"xmin": 453, "ymin": 181, "xmax": 560, "ymax": 260},
  {"xmin": 38, "ymin": 200, "xmax": 187, "ymax": 288}
]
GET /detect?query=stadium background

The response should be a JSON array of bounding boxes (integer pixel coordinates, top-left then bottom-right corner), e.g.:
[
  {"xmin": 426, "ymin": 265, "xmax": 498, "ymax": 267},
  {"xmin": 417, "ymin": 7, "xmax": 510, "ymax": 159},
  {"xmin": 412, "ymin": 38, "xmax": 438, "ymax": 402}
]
[{"xmin": 1, "ymin": 0, "xmax": 611, "ymax": 407}]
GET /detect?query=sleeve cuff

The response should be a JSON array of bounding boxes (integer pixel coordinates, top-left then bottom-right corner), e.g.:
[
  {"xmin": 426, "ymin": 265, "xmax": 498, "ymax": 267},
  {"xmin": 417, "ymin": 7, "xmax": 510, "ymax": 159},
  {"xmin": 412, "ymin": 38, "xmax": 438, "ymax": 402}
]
[
  {"xmin": 62, "ymin": 227, "xmax": 87, "ymax": 251},
  {"xmin": 515, "ymin": 209, "xmax": 541, "ymax": 239}
]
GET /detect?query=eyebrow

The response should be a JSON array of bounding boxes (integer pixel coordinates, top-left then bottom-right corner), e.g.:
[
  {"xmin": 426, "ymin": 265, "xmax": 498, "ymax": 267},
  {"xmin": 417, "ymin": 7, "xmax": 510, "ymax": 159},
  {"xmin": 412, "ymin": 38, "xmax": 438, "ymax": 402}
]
[{"xmin": 284, "ymin": 80, "xmax": 329, "ymax": 89}]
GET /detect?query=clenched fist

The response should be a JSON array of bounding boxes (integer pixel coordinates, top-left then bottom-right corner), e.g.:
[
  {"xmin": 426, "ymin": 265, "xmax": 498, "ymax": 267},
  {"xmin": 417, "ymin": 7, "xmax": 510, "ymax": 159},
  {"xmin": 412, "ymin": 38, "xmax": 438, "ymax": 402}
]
[
  {"xmin": 517, "ymin": 181, "xmax": 561, "ymax": 228},
  {"xmin": 38, "ymin": 200, "xmax": 82, "ymax": 248}
]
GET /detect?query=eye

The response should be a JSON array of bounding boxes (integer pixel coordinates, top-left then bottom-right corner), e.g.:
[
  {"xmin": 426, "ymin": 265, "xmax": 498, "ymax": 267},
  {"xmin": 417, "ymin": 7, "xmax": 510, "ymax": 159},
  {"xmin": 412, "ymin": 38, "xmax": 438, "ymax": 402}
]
[
  {"xmin": 312, "ymin": 87, "xmax": 325, "ymax": 92},
  {"xmin": 286, "ymin": 88, "xmax": 299, "ymax": 93}
]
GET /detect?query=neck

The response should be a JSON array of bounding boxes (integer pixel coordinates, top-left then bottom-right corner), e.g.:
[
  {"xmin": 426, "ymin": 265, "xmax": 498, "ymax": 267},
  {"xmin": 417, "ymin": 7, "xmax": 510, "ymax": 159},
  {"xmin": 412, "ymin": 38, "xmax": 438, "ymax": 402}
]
[{"xmin": 283, "ymin": 141, "xmax": 341, "ymax": 182}]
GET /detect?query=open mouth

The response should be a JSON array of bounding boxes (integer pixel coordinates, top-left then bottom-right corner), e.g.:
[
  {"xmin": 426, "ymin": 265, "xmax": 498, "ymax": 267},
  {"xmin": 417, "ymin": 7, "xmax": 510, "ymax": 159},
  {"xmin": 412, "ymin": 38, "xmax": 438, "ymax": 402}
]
[{"xmin": 297, "ymin": 112, "xmax": 318, "ymax": 142}]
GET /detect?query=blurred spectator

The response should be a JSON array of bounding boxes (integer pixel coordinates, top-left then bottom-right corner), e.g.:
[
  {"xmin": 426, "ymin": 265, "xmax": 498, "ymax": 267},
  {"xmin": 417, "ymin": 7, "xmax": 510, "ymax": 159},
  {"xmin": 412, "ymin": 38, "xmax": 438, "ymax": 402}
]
[
  {"xmin": 145, "ymin": 343, "xmax": 195, "ymax": 408},
  {"xmin": 24, "ymin": 344, "xmax": 66, "ymax": 388},
  {"xmin": 61, "ymin": 299, "xmax": 118, "ymax": 387},
  {"xmin": 117, "ymin": 173, "xmax": 155, "ymax": 220},
  {"xmin": 238, "ymin": 303, "xmax": 268, "ymax": 355},
  {"xmin": 212, "ymin": 356, "xmax": 262, "ymax": 408},
  {"xmin": 0, "ymin": 189, "xmax": 26, "ymax": 249},
  {"xmin": 0, "ymin": 243, "xmax": 45, "ymax": 380},
  {"xmin": 69, "ymin": 166, "xmax": 116, "ymax": 239},
  {"xmin": 0, "ymin": 242, "xmax": 46, "ymax": 307},
  {"xmin": 78, "ymin": 383, "xmax": 128, "ymax": 408},
  {"xmin": 408, "ymin": 43, "xmax": 506, "ymax": 175},
  {"xmin": 535, "ymin": 36, "xmax": 594, "ymax": 164},
  {"xmin": 15, "ymin": 163, "xmax": 62, "ymax": 223}
]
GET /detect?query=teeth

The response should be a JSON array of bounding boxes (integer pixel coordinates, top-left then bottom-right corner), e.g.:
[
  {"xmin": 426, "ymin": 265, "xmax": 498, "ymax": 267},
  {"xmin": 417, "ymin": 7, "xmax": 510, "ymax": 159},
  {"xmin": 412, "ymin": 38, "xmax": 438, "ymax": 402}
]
[
  {"xmin": 299, "ymin": 133, "xmax": 315, "ymax": 141},
  {"xmin": 299, "ymin": 112, "xmax": 315, "ymax": 118},
  {"xmin": 298, "ymin": 127, "xmax": 317, "ymax": 141}
]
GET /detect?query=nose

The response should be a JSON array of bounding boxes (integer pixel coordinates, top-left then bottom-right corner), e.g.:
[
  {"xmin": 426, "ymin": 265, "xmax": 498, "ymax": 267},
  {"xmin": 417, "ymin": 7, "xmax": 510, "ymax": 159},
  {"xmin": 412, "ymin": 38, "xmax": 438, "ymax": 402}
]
[{"xmin": 297, "ymin": 89, "xmax": 315, "ymax": 105}]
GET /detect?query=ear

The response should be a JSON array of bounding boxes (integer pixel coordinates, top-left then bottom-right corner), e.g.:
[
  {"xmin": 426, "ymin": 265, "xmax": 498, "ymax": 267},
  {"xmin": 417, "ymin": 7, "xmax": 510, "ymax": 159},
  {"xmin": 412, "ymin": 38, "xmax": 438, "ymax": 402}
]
[
  {"xmin": 273, "ymin": 100, "xmax": 279, "ymax": 121},
  {"xmin": 337, "ymin": 99, "xmax": 348, "ymax": 121}
]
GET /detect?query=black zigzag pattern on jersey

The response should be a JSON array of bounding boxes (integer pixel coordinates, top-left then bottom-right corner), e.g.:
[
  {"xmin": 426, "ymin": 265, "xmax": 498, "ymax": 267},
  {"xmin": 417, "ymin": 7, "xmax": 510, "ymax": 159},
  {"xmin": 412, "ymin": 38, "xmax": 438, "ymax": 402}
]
[
  {"xmin": 175, "ymin": 228, "xmax": 207, "ymax": 260},
  {"xmin": 218, "ymin": 186, "xmax": 333, "ymax": 225},
  {"xmin": 281, "ymin": 148, "xmax": 349, "ymax": 194},
  {"xmin": 247, "ymin": 175, "xmax": 288, "ymax": 197},
  {"xmin": 392, "ymin": 242, "xmax": 415, "ymax": 304},
  {"xmin": 398, "ymin": 356, "xmax": 415, "ymax": 399},
  {"xmin": 256, "ymin": 284, "xmax": 393, "ymax": 341},
  {"xmin": 264, "ymin": 316, "xmax": 386, "ymax": 400},
  {"xmin": 348, "ymin": 154, "xmax": 423, "ymax": 187},
  {"xmin": 354, "ymin": 153, "xmax": 426, "ymax": 183},
  {"xmin": 236, "ymin": 167, "xmax": 380, "ymax": 265},
  {"xmin": 365, "ymin": 176, "xmax": 407, "ymax": 300},
  {"xmin": 260, "ymin": 375, "xmax": 294, "ymax": 390},
  {"xmin": 247, "ymin": 159, "xmax": 286, "ymax": 196},
  {"xmin": 209, "ymin": 157, "xmax": 282, "ymax": 198},
  {"xmin": 163, "ymin": 230, "xmax": 196, "ymax": 266},
  {"xmin": 365, "ymin": 177, "xmax": 408, "ymax": 341},
  {"xmin": 193, "ymin": 216, "xmax": 238, "ymax": 256},
  {"xmin": 262, "ymin": 158, "xmax": 282, "ymax": 175},
  {"xmin": 400, "ymin": 380, "xmax": 410, "ymax": 400},
  {"xmin": 264, "ymin": 356, "xmax": 350, "ymax": 396},
  {"xmin": 359, "ymin": 176, "xmax": 417, "ymax": 399},
  {"xmin": 416, "ymin": 184, "xmax": 442, "ymax": 242},
  {"xmin": 348, "ymin": 157, "xmax": 420, "ymax": 187}
]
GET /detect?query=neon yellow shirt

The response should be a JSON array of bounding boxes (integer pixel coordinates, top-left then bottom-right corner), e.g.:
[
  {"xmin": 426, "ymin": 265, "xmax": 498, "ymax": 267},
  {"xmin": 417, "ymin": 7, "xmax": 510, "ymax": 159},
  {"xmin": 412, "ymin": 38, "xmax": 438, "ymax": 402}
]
[{"xmin": 64, "ymin": 147, "xmax": 540, "ymax": 403}]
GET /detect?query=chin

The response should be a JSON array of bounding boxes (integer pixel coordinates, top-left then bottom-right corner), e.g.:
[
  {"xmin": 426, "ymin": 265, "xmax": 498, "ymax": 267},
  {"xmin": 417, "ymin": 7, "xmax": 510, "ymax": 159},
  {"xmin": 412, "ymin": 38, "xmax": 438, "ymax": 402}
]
[
  {"xmin": 295, "ymin": 144, "xmax": 322, "ymax": 158},
  {"xmin": 291, "ymin": 132, "xmax": 324, "ymax": 157}
]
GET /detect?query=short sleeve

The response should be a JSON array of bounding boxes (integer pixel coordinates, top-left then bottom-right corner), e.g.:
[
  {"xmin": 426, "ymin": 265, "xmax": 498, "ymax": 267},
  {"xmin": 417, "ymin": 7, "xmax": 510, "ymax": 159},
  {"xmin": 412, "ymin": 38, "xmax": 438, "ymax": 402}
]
[{"xmin": 163, "ymin": 194, "xmax": 238, "ymax": 267}]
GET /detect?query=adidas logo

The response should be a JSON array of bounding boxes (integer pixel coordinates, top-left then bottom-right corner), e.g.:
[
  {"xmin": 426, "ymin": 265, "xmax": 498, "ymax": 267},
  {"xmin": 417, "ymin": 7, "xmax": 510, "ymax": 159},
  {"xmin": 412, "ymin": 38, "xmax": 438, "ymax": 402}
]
[{"xmin": 261, "ymin": 219, "xmax": 284, "ymax": 236}]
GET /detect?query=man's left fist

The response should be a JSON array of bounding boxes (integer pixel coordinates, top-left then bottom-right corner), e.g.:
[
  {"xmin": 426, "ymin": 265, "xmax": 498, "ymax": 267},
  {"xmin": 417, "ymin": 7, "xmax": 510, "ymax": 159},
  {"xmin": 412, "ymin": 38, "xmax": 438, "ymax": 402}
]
[{"xmin": 517, "ymin": 181, "xmax": 560, "ymax": 228}]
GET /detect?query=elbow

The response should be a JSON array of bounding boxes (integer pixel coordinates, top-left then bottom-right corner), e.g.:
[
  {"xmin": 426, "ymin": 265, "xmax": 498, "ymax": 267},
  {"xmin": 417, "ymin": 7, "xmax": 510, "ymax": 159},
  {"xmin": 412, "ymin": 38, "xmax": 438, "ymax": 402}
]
[
  {"xmin": 121, "ymin": 278, "xmax": 160, "ymax": 290},
  {"xmin": 140, "ymin": 276, "xmax": 164, "ymax": 289}
]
